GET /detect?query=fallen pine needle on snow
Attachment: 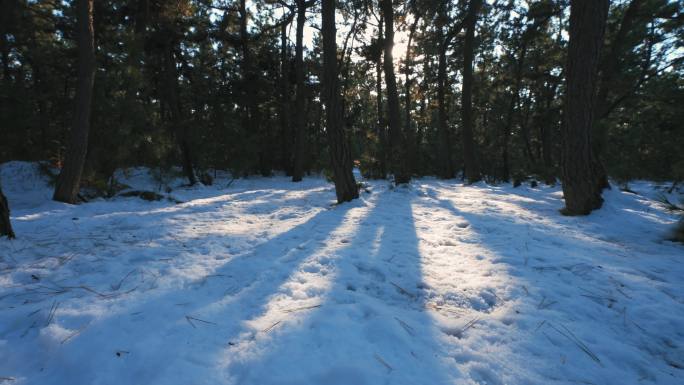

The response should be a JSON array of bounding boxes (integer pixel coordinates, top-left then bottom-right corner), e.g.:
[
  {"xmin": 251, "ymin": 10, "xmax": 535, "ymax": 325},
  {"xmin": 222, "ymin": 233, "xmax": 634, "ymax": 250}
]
[
  {"xmin": 374, "ymin": 354, "xmax": 393, "ymax": 372},
  {"xmin": 185, "ymin": 315, "xmax": 217, "ymax": 329}
]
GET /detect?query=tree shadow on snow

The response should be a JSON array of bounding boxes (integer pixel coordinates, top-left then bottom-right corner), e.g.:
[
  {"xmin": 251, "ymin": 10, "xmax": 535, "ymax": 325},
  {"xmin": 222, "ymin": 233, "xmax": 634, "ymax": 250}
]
[
  {"xmin": 212, "ymin": 187, "xmax": 460, "ymax": 385},
  {"xmin": 10, "ymin": 197, "xmax": 356, "ymax": 385}
]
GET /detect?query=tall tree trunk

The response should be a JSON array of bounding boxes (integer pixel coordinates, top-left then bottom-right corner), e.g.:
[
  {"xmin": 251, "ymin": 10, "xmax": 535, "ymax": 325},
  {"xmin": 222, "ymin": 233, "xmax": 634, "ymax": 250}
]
[
  {"xmin": 0, "ymin": 184, "xmax": 14, "ymax": 239},
  {"xmin": 321, "ymin": 0, "xmax": 358, "ymax": 203},
  {"xmin": 279, "ymin": 18, "xmax": 292, "ymax": 175},
  {"xmin": 292, "ymin": 0, "xmax": 307, "ymax": 182},
  {"xmin": 461, "ymin": 0, "xmax": 482, "ymax": 184},
  {"xmin": 436, "ymin": 21, "xmax": 454, "ymax": 179},
  {"xmin": 561, "ymin": 0, "xmax": 609, "ymax": 215},
  {"xmin": 404, "ymin": 13, "xmax": 419, "ymax": 176},
  {"xmin": 375, "ymin": 14, "xmax": 387, "ymax": 178},
  {"xmin": 163, "ymin": 36, "xmax": 197, "ymax": 185},
  {"xmin": 501, "ymin": 43, "xmax": 527, "ymax": 182},
  {"xmin": 53, "ymin": 0, "xmax": 95, "ymax": 203},
  {"xmin": 380, "ymin": 0, "xmax": 409, "ymax": 184},
  {"xmin": 593, "ymin": 0, "xmax": 642, "ymax": 189},
  {"xmin": 540, "ymin": 81, "xmax": 559, "ymax": 185},
  {"xmin": 238, "ymin": 0, "xmax": 268, "ymax": 176}
]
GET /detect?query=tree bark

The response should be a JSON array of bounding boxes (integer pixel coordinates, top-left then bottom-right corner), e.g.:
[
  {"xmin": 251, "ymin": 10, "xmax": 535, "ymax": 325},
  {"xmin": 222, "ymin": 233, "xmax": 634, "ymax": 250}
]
[
  {"xmin": 461, "ymin": 0, "xmax": 482, "ymax": 184},
  {"xmin": 380, "ymin": 0, "xmax": 409, "ymax": 184},
  {"xmin": 238, "ymin": 0, "xmax": 268, "ymax": 176},
  {"xmin": 279, "ymin": 18, "xmax": 293, "ymax": 175},
  {"xmin": 292, "ymin": 0, "xmax": 307, "ymax": 182},
  {"xmin": 321, "ymin": 0, "xmax": 358, "ymax": 203},
  {"xmin": 404, "ymin": 12, "xmax": 419, "ymax": 176},
  {"xmin": 436, "ymin": 19, "xmax": 454, "ymax": 179},
  {"xmin": 0, "ymin": 184, "xmax": 14, "ymax": 239},
  {"xmin": 375, "ymin": 13, "xmax": 387, "ymax": 178},
  {"xmin": 162, "ymin": 30, "xmax": 196, "ymax": 185},
  {"xmin": 53, "ymin": 0, "xmax": 95, "ymax": 203},
  {"xmin": 561, "ymin": 0, "xmax": 609, "ymax": 215}
]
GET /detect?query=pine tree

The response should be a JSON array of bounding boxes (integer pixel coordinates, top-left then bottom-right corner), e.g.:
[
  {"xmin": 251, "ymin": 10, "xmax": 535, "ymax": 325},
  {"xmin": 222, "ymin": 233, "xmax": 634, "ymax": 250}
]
[
  {"xmin": 321, "ymin": 0, "xmax": 359, "ymax": 203},
  {"xmin": 461, "ymin": 0, "xmax": 483, "ymax": 184},
  {"xmin": 380, "ymin": 0, "xmax": 410, "ymax": 184},
  {"xmin": 53, "ymin": 0, "xmax": 95, "ymax": 203},
  {"xmin": 560, "ymin": 0, "xmax": 609, "ymax": 215}
]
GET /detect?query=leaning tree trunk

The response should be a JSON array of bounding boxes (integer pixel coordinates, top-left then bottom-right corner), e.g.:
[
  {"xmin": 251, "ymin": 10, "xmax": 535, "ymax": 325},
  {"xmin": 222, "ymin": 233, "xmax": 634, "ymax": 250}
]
[
  {"xmin": 321, "ymin": 0, "xmax": 358, "ymax": 203},
  {"xmin": 380, "ymin": 0, "xmax": 409, "ymax": 184},
  {"xmin": 53, "ymin": 0, "xmax": 95, "ymax": 203},
  {"xmin": 292, "ymin": 0, "xmax": 307, "ymax": 182},
  {"xmin": 0, "ymin": 184, "xmax": 14, "ymax": 239},
  {"xmin": 461, "ymin": 0, "xmax": 482, "ymax": 184},
  {"xmin": 561, "ymin": 0, "xmax": 609, "ymax": 215}
]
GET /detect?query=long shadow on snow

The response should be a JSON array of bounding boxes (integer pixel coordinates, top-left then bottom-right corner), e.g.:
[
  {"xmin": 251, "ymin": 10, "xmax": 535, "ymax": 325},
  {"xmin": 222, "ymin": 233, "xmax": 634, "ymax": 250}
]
[
  {"xmin": 216, "ymin": 187, "xmax": 459, "ymax": 385},
  {"xmin": 418, "ymin": 191, "xmax": 684, "ymax": 384},
  {"xmin": 17, "ymin": 199, "xmax": 355, "ymax": 385}
]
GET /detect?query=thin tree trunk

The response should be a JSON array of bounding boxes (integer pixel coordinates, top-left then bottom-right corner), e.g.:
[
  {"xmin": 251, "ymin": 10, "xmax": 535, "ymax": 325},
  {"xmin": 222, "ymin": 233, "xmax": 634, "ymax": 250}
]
[
  {"xmin": 292, "ymin": 0, "xmax": 307, "ymax": 182},
  {"xmin": 380, "ymin": 0, "xmax": 409, "ymax": 184},
  {"xmin": 53, "ymin": 0, "xmax": 95, "ymax": 203},
  {"xmin": 436, "ymin": 18, "xmax": 454, "ymax": 179},
  {"xmin": 238, "ymin": 0, "xmax": 268, "ymax": 176},
  {"xmin": 404, "ymin": 12, "xmax": 419, "ymax": 176},
  {"xmin": 163, "ymin": 36, "xmax": 197, "ymax": 185},
  {"xmin": 279, "ymin": 18, "xmax": 292, "ymax": 175},
  {"xmin": 375, "ymin": 13, "xmax": 387, "ymax": 178},
  {"xmin": 0, "ymin": 184, "xmax": 14, "ymax": 239},
  {"xmin": 500, "ymin": 41, "xmax": 527, "ymax": 182},
  {"xmin": 321, "ymin": 0, "xmax": 358, "ymax": 203},
  {"xmin": 561, "ymin": 0, "xmax": 609, "ymax": 215},
  {"xmin": 461, "ymin": 0, "xmax": 482, "ymax": 184}
]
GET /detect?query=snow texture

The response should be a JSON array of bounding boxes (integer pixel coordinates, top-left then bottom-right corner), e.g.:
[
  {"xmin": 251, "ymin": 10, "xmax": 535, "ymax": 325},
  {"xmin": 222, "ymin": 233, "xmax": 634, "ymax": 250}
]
[{"xmin": 1, "ymin": 161, "xmax": 683, "ymax": 385}]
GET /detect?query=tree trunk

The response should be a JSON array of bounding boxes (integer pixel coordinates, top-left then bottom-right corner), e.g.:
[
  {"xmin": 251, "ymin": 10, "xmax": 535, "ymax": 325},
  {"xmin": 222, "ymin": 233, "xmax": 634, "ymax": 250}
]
[
  {"xmin": 279, "ymin": 19, "xmax": 292, "ymax": 175},
  {"xmin": 321, "ymin": 0, "xmax": 358, "ymax": 203},
  {"xmin": 501, "ymin": 42, "xmax": 527, "ymax": 182},
  {"xmin": 561, "ymin": 0, "xmax": 609, "ymax": 215},
  {"xmin": 461, "ymin": 0, "xmax": 482, "ymax": 184},
  {"xmin": 53, "ymin": 0, "xmax": 95, "ymax": 203},
  {"xmin": 375, "ymin": 15, "xmax": 387, "ymax": 178},
  {"xmin": 436, "ymin": 22, "xmax": 454, "ymax": 179},
  {"xmin": 238, "ymin": 0, "xmax": 268, "ymax": 176},
  {"xmin": 380, "ymin": 0, "xmax": 409, "ymax": 184},
  {"xmin": 292, "ymin": 0, "xmax": 307, "ymax": 182},
  {"xmin": 404, "ymin": 13, "xmax": 419, "ymax": 176},
  {"xmin": 0, "ymin": 184, "xmax": 14, "ymax": 239},
  {"xmin": 163, "ymin": 36, "xmax": 197, "ymax": 186}
]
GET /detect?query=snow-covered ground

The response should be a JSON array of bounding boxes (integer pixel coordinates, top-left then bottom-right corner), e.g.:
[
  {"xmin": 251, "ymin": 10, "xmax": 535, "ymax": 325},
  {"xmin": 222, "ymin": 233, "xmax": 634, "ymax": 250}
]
[{"xmin": 1, "ymin": 161, "xmax": 682, "ymax": 385}]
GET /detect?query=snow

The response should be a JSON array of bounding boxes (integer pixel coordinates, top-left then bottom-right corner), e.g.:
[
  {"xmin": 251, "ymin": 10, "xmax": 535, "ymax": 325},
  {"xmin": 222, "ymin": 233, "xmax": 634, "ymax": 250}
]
[{"xmin": 1, "ymin": 161, "xmax": 683, "ymax": 385}]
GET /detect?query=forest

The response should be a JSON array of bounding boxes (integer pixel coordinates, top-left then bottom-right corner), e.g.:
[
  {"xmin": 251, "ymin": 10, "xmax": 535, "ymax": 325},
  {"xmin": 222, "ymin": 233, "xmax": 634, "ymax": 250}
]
[{"xmin": 0, "ymin": 0, "xmax": 683, "ymax": 384}]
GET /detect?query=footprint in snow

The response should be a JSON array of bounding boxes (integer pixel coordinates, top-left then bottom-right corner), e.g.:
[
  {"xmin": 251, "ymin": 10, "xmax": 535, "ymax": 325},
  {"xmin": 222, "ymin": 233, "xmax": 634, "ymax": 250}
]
[{"xmin": 456, "ymin": 221, "xmax": 469, "ymax": 228}]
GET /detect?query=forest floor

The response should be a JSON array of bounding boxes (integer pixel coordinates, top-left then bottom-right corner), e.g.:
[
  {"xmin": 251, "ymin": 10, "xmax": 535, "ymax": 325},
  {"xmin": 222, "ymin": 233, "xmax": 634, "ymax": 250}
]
[{"xmin": 1, "ymin": 161, "xmax": 683, "ymax": 385}]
